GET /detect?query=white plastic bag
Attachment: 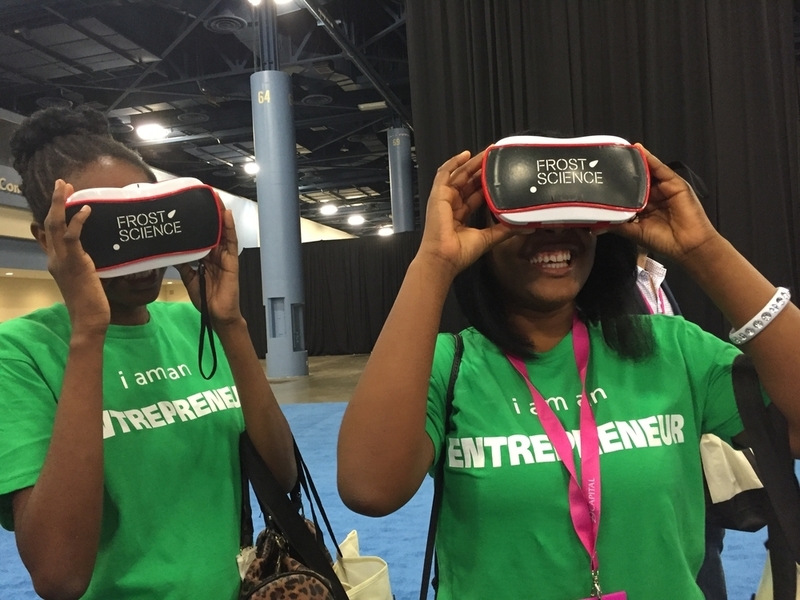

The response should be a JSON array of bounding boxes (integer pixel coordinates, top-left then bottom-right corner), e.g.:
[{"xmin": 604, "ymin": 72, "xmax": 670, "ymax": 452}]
[
  {"xmin": 700, "ymin": 433, "xmax": 762, "ymax": 503},
  {"xmin": 753, "ymin": 550, "xmax": 800, "ymax": 599},
  {"xmin": 333, "ymin": 530, "xmax": 393, "ymax": 600}
]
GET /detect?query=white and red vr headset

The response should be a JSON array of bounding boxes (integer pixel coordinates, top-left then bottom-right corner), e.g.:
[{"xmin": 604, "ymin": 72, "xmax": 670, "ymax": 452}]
[
  {"xmin": 65, "ymin": 177, "xmax": 223, "ymax": 277},
  {"xmin": 481, "ymin": 135, "xmax": 650, "ymax": 228}
]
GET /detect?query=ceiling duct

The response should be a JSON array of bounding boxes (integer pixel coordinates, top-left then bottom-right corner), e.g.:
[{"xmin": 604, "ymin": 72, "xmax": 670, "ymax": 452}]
[
  {"xmin": 108, "ymin": 118, "xmax": 134, "ymax": 134},
  {"xmin": 301, "ymin": 94, "xmax": 333, "ymax": 106},
  {"xmin": 35, "ymin": 96, "xmax": 73, "ymax": 109},
  {"xmin": 204, "ymin": 0, "xmax": 251, "ymax": 34},
  {"xmin": 177, "ymin": 111, "xmax": 210, "ymax": 124}
]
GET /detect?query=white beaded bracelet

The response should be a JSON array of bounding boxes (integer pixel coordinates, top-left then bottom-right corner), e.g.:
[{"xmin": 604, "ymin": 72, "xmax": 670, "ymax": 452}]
[{"xmin": 729, "ymin": 287, "xmax": 792, "ymax": 345}]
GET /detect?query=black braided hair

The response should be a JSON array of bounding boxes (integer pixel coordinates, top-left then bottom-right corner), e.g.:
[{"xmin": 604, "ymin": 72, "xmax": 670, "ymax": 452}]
[{"xmin": 10, "ymin": 105, "xmax": 156, "ymax": 224}]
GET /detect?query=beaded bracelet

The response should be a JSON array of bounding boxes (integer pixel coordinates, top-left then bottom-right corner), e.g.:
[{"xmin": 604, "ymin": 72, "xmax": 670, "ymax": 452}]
[{"xmin": 728, "ymin": 287, "xmax": 792, "ymax": 345}]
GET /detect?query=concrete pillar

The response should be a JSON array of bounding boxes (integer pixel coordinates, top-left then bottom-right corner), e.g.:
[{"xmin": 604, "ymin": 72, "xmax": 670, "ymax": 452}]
[
  {"xmin": 387, "ymin": 126, "xmax": 414, "ymax": 232},
  {"xmin": 250, "ymin": 70, "xmax": 307, "ymax": 376}
]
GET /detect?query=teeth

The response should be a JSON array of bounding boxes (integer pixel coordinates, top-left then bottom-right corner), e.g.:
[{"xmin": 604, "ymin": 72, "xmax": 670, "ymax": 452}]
[
  {"xmin": 530, "ymin": 250, "xmax": 571, "ymax": 265},
  {"xmin": 124, "ymin": 270, "xmax": 155, "ymax": 281}
]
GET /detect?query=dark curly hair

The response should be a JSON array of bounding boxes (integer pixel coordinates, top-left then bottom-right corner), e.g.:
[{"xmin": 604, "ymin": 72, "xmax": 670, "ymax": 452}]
[
  {"xmin": 10, "ymin": 105, "xmax": 156, "ymax": 223},
  {"xmin": 453, "ymin": 207, "xmax": 655, "ymax": 360}
]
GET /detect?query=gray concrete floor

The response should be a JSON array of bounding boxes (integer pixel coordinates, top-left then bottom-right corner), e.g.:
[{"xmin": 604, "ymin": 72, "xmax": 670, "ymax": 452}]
[{"xmin": 264, "ymin": 354, "xmax": 369, "ymax": 404}]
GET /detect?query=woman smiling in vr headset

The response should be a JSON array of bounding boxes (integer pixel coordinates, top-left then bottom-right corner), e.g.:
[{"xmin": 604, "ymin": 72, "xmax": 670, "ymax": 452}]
[
  {"xmin": 338, "ymin": 146, "xmax": 800, "ymax": 599},
  {"xmin": 0, "ymin": 106, "xmax": 296, "ymax": 600}
]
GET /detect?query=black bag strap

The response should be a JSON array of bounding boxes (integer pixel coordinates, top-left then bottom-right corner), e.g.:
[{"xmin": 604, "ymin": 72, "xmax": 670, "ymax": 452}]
[
  {"xmin": 295, "ymin": 444, "xmax": 345, "ymax": 561},
  {"xmin": 239, "ymin": 432, "xmax": 349, "ymax": 600},
  {"xmin": 731, "ymin": 354, "xmax": 800, "ymax": 599},
  {"xmin": 239, "ymin": 445, "xmax": 254, "ymax": 549},
  {"xmin": 420, "ymin": 333, "xmax": 463, "ymax": 600}
]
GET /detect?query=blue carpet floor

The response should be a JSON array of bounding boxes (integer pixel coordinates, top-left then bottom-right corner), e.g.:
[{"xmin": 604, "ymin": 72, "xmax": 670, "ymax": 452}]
[{"xmin": 0, "ymin": 401, "xmax": 793, "ymax": 599}]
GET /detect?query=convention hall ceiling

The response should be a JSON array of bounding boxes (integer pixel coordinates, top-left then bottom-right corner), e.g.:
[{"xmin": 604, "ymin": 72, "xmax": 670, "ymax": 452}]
[{"xmin": 0, "ymin": 0, "xmax": 414, "ymax": 236}]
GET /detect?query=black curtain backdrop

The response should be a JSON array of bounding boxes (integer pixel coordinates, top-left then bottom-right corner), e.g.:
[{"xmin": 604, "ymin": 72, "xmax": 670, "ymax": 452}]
[
  {"xmin": 238, "ymin": 234, "xmax": 468, "ymax": 357},
  {"xmin": 407, "ymin": 0, "xmax": 800, "ymax": 337}
]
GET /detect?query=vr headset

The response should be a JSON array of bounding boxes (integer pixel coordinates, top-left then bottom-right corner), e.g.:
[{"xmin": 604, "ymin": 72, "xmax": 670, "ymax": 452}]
[
  {"xmin": 65, "ymin": 177, "xmax": 223, "ymax": 277},
  {"xmin": 481, "ymin": 135, "xmax": 650, "ymax": 228}
]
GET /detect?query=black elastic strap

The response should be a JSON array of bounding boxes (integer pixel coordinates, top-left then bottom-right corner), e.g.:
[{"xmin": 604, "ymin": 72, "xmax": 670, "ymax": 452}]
[
  {"xmin": 240, "ymin": 447, "xmax": 254, "ymax": 549},
  {"xmin": 731, "ymin": 354, "xmax": 800, "ymax": 599},
  {"xmin": 239, "ymin": 433, "xmax": 349, "ymax": 600},
  {"xmin": 296, "ymin": 447, "xmax": 345, "ymax": 560},
  {"xmin": 420, "ymin": 333, "xmax": 463, "ymax": 600},
  {"xmin": 197, "ymin": 262, "xmax": 218, "ymax": 380}
]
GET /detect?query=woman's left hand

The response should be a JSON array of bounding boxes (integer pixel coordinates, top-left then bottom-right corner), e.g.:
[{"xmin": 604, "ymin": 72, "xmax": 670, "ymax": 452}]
[
  {"xmin": 178, "ymin": 209, "xmax": 243, "ymax": 327},
  {"xmin": 613, "ymin": 144, "xmax": 721, "ymax": 265}
]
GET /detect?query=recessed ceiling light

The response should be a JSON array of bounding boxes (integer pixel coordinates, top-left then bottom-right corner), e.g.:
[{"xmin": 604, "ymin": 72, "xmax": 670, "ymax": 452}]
[
  {"xmin": 4, "ymin": 272, "xmax": 13, "ymax": 276},
  {"xmin": 378, "ymin": 227, "xmax": 394, "ymax": 237},
  {"xmin": 136, "ymin": 123, "xmax": 169, "ymax": 140},
  {"xmin": 348, "ymin": 215, "xmax": 365, "ymax": 226},
  {"xmin": 166, "ymin": 281, "xmax": 173, "ymax": 285},
  {"xmin": 248, "ymin": 0, "xmax": 262, "ymax": 4},
  {"xmin": 243, "ymin": 162, "xmax": 259, "ymax": 175},
  {"xmin": 320, "ymin": 204, "xmax": 338, "ymax": 215},
  {"xmin": 274, "ymin": 0, "xmax": 293, "ymax": 4},
  {"xmin": 357, "ymin": 101, "xmax": 388, "ymax": 111}
]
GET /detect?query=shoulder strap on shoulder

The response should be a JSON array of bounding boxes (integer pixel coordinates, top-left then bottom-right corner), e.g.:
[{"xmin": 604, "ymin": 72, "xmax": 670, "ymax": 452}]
[
  {"xmin": 420, "ymin": 333, "xmax": 464, "ymax": 600},
  {"xmin": 731, "ymin": 354, "xmax": 800, "ymax": 599}
]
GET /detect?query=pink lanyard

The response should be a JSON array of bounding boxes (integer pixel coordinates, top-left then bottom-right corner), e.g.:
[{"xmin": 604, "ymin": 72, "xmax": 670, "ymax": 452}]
[
  {"xmin": 639, "ymin": 286, "xmax": 667, "ymax": 315},
  {"xmin": 506, "ymin": 314, "xmax": 603, "ymax": 593}
]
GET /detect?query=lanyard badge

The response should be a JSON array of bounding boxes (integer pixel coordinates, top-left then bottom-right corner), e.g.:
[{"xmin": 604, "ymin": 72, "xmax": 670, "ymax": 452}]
[{"xmin": 506, "ymin": 315, "xmax": 627, "ymax": 600}]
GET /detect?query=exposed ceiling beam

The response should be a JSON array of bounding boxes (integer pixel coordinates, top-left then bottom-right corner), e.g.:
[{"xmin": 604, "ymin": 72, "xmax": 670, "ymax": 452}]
[
  {"xmin": 297, "ymin": 0, "xmax": 413, "ymax": 131},
  {"xmin": 106, "ymin": 0, "xmax": 224, "ymax": 113},
  {"xmin": 126, "ymin": 127, "xmax": 254, "ymax": 148},
  {"xmin": 42, "ymin": 6, "xmax": 150, "ymax": 71},
  {"xmin": 310, "ymin": 116, "xmax": 386, "ymax": 153},
  {"xmin": 358, "ymin": 13, "xmax": 406, "ymax": 50},
  {"xmin": 10, "ymin": 30, "xmax": 96, "ymax": 77}
]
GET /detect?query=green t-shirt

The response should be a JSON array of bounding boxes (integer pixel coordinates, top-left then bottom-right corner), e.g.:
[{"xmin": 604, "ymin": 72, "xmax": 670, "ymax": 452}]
[
  {"xmin": 0, "ymin": 302, "xmax": 246, "ymax": 600},
  {"xmin": 425, "ymin": 316, "xmax": 744, "ymax": 600}
]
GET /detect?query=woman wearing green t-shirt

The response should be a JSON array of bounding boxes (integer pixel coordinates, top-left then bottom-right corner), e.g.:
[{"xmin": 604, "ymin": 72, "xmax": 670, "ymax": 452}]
[
  {"xmin": 338, "ymin": 147, "xmax": 800, "ymax": 599},
  {"xmin": 0, "ymin": 106, "xmax": 296, "ymax": 599}
]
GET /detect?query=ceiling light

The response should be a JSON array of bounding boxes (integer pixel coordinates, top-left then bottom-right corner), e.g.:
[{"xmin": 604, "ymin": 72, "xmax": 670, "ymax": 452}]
[
  {"xmin": 274, "ymin": 0, "xmax": 293, "ymax": 4},
  {"xmin": 136, "ymin": 123, "xmax": 169, "ymax": 140},
  {"xmin": 357, "ymin": 101, "xmax": 387, "ymax": 111},
  {"xmin": 243, "ymin": 162, "xmax": 259, "ymax": 175},
  {"xmin": 320, "ymin": 204, "xmax": 338, "ymax": 216},
  {"xmin": 248, "ymin": 0, "xmax": 262, "ymax": 5},
  {"xmin": 348, "ymin": 215, "xmax": 365, "ymax": 226},
  {"xmin": 4, "ymin": 272, "xmax": 12, "ymax": 276},
  {"xmin": 378, "ymin": 227, "xmax": 394, "ymax": 237}
]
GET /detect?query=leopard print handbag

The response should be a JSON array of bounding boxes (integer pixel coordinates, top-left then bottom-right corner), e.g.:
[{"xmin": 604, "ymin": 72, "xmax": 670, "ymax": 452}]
[
  {"xmin": 239, "ymin": 519, "xmax": 337, "ymax": 600},
  {"xmin": 238, "ymin": 433, "xmax": 349, "ymax": 600}
]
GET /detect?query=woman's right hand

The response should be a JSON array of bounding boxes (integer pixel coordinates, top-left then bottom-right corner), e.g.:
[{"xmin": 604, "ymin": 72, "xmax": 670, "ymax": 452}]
[
  {"xmin": 417, "ymin": 150, "xmax": 514, "ymax": 278},
  {"xmin": 44, "ymin": 180, "xmax": 110, "ymax": 334}
]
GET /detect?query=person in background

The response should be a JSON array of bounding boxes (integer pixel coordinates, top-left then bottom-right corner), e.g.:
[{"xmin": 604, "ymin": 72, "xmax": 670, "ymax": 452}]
[
  {"xmin": 0, "ymin": 106, "xmax": 296, "ymax": 600},
  {"xmin": 635, "ymin": 247, "xmax": 678, "ymax": 316},
  {"xmin": 337, "ymin": 144, "xmax": 800, "ymax": 599}
]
